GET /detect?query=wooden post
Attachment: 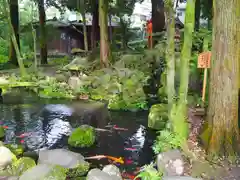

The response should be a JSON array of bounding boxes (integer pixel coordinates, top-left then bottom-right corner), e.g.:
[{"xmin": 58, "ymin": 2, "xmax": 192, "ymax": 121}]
[{"xmin": 202, "ymin": 68, "xmax": 207, "ymax": 102}]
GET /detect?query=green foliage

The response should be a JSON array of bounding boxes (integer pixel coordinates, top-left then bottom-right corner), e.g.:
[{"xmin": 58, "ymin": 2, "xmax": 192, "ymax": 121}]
[
  {"xmin": 66, "ymin": 163, "xmax": 90, "ymax": 178},
  {"xmin": 11, "ymin": 157, "xmax": 36, "ymax": 176},
  {"xmin": 5, "ymin": 144, "xmax": 25, "ymax": 156},
  {"xmin": 48, "ymin": 56, "xmax": 70, "ymax": 66},
  {"xmin": 153, "ymin": 129, "xmax": 183, "ymax": 154},
  {"xmin": 0, "ymin": 126, "xmax": 5, "ymax": 139},
  {"xmin": 135, "ymin": 164, "xmax": 162, "ymax": 180},
  {"xmin": 68, "ymin": 125, "xmax": 96, "ymax": 148}
]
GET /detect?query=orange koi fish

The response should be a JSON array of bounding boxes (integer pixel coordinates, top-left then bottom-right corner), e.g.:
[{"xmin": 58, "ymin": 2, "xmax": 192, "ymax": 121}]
[{"xmin": 84, "ymin": 155, "xmax": 124, "ymax": 164}]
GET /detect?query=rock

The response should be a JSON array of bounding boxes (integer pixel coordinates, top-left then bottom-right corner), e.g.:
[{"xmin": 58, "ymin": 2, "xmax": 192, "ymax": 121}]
[
  {"xmin": 22, "ymin": 151, "xmax": 39, "ymax": 163},
  {"xmin": 5, "ymin": 144, "xmax": 25, "ymax": 157},
  {"xmin": 148, "ymin": 104, "xmax": 168, "ymax": 130},
  {"xmin": 102, "ymin": 165, "xmax": 122, "ymax": 180},
  {"xmin": 68, "ymin": 76, "xmax": 82, "ymax": 90},
  {"xmin": 163, "ymin": 176, "xmax": 202, "ymax": 180},
  {"xmin": 157, "ymin": 149, "xmax": 185, "ymax": 176},
  {"xmin": 0, "ymin": 176, "xmax": 19, "ymax": 180},
  {"xmin": 87, "ymin": 168, "xmax": 119, "ymax": 180},
  {"xmin": 0, "ymin": 126, "xmax": 5, "ymax": 139},
  {"xmin": 12, "ymin": 157, "xmax": 36, "ymax": 176},
  {"xmin": 0, "ymin": 146, "xmax": 16, "ymax": 170},
  {"xmin": 68, "ymin": 125, "xmax": 96, "ymax": 148},
  {"xmin": 19, "ymin": 164, "xmax": 66, "ymax": 180},
  {"xmin": 38, "ymin": 149, "xmax": 89, "ymax": 177}
]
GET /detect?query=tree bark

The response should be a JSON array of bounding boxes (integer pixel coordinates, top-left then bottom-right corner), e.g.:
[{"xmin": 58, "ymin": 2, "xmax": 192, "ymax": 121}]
[
  {"xmin": 151, "ymin": 0, "xmax": 165, "ymax": 45},
  {"xmin": 171, "ymin": 0, "xmax": 195, "ymax": 140},
  {"xmin": 9, "ymin": 0, "xmax": 20, "ymax": 66},
  {"xmin": 91, "ymin": 0, "xmax": 99, "ymax": 50},
  {"xmin": 38, "ymin": 0, "xmax": 48, "ymax": 64},
  {"xmin": 99, "ymin": 0, "xmax": 111, "ymax": 67},
  {"xmin": 195, "ymin": 0, "xmax": 201, "ymax": 30},
  {"xmin": 79, "ymin": 0, "xmax": 88, "ymax": 51},
  {"xmin": 165, "ymin": 0, "xmax": 175, "ymax": 115},
  {"xmin": 206, "ymin": 0, "xmax": 240, "ymax": 157}
]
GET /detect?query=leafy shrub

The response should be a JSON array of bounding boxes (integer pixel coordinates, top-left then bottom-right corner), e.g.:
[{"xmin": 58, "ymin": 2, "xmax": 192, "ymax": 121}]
[
  {"xmin": 153, "ymin": 130, "xmax": 183, "ymax": 154},
  {"xmin": 135, "ymin": 164, "xmax": 162, "ymax": 180}
]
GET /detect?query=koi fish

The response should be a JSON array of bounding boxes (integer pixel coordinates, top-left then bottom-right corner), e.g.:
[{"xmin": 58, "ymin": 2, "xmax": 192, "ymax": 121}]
[
  {"xmin": 125, "ymin": 159, "xmax": 133, "ymax": 164},
  {"xmin": 113, "ymin": 125, "xmax": 128, "ymax": 131},
  {"xmin": 124, "ymin": 147, "xmax": 137, "ymax": 151},
  {"xmin": 20, "ymin": 139, "xmax": 24, "ymax": 144},
  {"xmin": 94, "ymin": 128, "xmax": 112, "ymax": 133},
  {"xmin": 84, "ymin": 155, "xmax": 124, "ymax": 164},
  {"xmin": 121, "ymin": 172, "xmax": 138, "ymax": 180},
  {"xmin": 2, "ymin": 126, "xmax": 8, "ymax": 129},
  {"xmin": 16, "ymin": 132, "xmax": 32, "ymax": 138}
]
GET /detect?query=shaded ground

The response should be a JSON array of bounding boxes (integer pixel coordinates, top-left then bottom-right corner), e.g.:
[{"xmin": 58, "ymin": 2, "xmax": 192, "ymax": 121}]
[{"xmin": 187, "ymin": 107, "xmax": 240, "ymax": 180}]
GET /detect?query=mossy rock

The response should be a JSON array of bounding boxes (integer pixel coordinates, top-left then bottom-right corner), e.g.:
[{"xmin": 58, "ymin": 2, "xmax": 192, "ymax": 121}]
[
  {"xmin": 68, "ymin": 125, "xmax": 96, "ymax": 148},
  {"xmin": 12, "ymin": 157, "xmax": 36, "ymax": 176},
  {"xmin": 0, "ymin": 126, "xmax": 5, "ymax": 139},
  {"xmin": 5, "ymin": 144, "xmax": 25, "ymax": 156},
  {"xmin": 19, "ymin": 164, "xmax": 67, "ymax": 180},
  {"xmin": 66, "ymin": 163, "xmax": 90, "ymax": 178},
  {"xmin": 148, "ymin": 103, "xmax": 168, "ymax": 130}
]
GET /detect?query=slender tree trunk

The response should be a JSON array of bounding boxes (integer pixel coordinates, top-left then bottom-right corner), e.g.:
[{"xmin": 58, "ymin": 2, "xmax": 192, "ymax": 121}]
[
  {"xmin": 38, "ymin": 0, "xmax": 48, "ymax": 64},
  {"xmin": 5, "ymin": 0, "xmax": 26, "ymax": 76},
  {"xmin": 165, "ymin": 0, "xmax": 175, "ymax": 115},
  {"xmin": 99, "ymin": 0, "xmax": 111, "ymax": 67},
  {"xmin": 171, "ymin": 0, "xmax": 196, "ymax": 140},
  {"xmin": 195, "ymin": 0, "xmax": 201, "ymax": 30},
  {"xmin": 151, "ymin": 0, "xmax": 165, "ymax": 45},
  {"xmin": 91, "ymin": 0, "xmax": 99, "ymax": 50},
  {"xmin": 9, "ymin": 0, "xmax": 20, "ymax": 66},
  {"xmin": 79, "ymin": 0, "xmax": 88, "ymax": 51},
  {"xmin": 108, "ymin": 14, "xmax": 112, "ymax": 43},
  {"xmin": 206, "ymin": 0, "xmax": 240, "ymax": 157}
]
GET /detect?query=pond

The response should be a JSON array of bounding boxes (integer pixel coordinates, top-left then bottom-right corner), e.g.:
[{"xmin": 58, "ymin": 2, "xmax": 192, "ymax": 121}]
[{"xmin": 0, "ymin": 90, "xmax": 156, "ymax": 173}]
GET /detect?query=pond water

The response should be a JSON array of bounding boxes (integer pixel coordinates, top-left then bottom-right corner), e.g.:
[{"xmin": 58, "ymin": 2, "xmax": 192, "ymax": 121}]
[{"xmin": 0, "ymin": 90, "xmax": 156, "ymax": 173}]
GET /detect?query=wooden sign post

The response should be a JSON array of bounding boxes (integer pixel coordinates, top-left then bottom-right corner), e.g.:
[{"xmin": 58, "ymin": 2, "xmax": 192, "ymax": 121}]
[{"xmin": 198, "ymin": 51, "xmax": 211, "ymax": 102}]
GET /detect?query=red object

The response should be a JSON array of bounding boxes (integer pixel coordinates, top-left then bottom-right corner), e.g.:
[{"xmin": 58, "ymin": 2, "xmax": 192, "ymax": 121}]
[
  {"xmin": 2, "ymin": 126, "xmax": 8, "ymax": 129},
  {"xmin": 20, "ymin": 140, "xmax": 24, "ymax": 144},
  {"xmin": 16, "ymin": 132, "xmax": 32, "ymax": 138},
  {"xmin": 121, "ymin": 172, "xmax": 139, "ymax": 180},
  {"xmin": 124, "ymin": 147, "xmax": 137, "ymax": 151},
  {"xmin": 146, "ymin": 19, "xmax": 153, "ymax": 49},
  {"xmin": 125, "ymin": 159, "xmax": 133, "ymax": 164},
  {"xmin": 113, "ymin": 125, "xmax": 128, "ymax": 131}
]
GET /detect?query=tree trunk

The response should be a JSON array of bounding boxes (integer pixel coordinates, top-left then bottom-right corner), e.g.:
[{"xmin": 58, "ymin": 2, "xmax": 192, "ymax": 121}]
[
  {"xmin": 99, "ymin": 0, "xmax": 111, "ymax": 67},
  {"xmin": 165, "ymin": 0, "xmax": 175, "ymax": 115},
  {"xmin": 5, "ymin": 0, "xmax": 26, "ymax": 76},
  {"xmin": 91, "ymin": 0, "xmax": 99, "ymax": 50},
  {"xmin": 171, "ymin": 0, "xmax": 196, "ymax": 140},
  {"xmin": 9, "ymin": 0, "xmax": 20, "ymax": 66},
  {"xmin": 79, "ymin": 0, "xmax": 88, "ymax": 51},
  {"xmin": 206, "ymin": 0, "xmax": 240, "ymax": 157},
  {"xmin": 151, "ymin": 0, "xmax": 165, "ymax": 45},
  {"xmin": 38, "ymin": 0, "xmax": 48, "ymax": 64},
  {"xmin": 195, "ymin": 0, "xmax": 201, "ymax": 30}
]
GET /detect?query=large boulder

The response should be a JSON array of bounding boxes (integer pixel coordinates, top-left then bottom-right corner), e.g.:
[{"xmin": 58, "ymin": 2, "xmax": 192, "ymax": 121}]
[
  {"xmin": 68, "ymin": 125, "xmax": 96, "ymax": 148},
  {"xmin": 19, "ymin": 164, "xmax": 66, "ymax": 180},
  {"xmin": 68, "ymin": 76, "xmax": 82, "ymax": 90},
  {"xmin": 38, "ymin": 149, "xmax": 89, "ymax": 178},
  {"xmin": 102, "ymin": 165, "xmax": 122, "ymax": 180},
  {"xmin": 148, "ymin": 104, "xmax": 168, "ymax": 130},
  {"xmin": 157, "ymin": 149, "xmax": 185, "ymax": 176},
  {"xmin": 0, "ymin": 146, "xmax": 16, "ymax": 170},
  {"xmin": 87, "ymin": 166, "xmax": 122, "ymax": 180}
]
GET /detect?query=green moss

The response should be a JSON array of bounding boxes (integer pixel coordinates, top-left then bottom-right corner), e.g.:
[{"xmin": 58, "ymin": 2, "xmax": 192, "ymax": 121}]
[
  {"xmin": 0, "ymin": 126, "xmax": 5, "ymax": 139},
  {"xmin": 148, "ymin": 104, "xmax": 168, "ymax": 130},
  {"xmin": 68, "ymin": 125, "xmax": 96, "ymax": 148},
  {"xmin": 66, "ymin": 162, "xmax": 90, "ymax": 178},
  {"xmin": 5, "ymin": 144, "xmax": 25, "ymax": 156},
  {"xmin": 12, "ymin": 157, "xmax": 36, "ymax": 176}
]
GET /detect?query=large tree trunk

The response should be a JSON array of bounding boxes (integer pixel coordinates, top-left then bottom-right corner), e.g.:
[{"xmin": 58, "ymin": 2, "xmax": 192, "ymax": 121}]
[
  {"xmin": 9, "ymin": 0, "xmax": 20, "ymax": 66},
  {"xmin": 206, "ymin": 0, "xmax": 240, "ymax": 157},
  {"xmin": 151, "ymin": 0, "xmax": 165, "ymax": 45},
  {"xmin": 99, "ymin": 0, "xmax": 111, "ymax": 67},
  {"xmin": 91, "ymin": 0, "xmax": 99, "ymax": 50},
  {"xmin": 38, "ymin": 0, "xmax": 48, "ymax": 64},
  {"xmin": 165, "ymin": 0, "xmax": 175, "ymax": 115}
]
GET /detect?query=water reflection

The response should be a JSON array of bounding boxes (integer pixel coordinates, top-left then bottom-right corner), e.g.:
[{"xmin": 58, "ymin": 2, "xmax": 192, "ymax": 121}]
[{"xmin": 0, "ymin": 94, "xmax": 156, "ymax": 169}]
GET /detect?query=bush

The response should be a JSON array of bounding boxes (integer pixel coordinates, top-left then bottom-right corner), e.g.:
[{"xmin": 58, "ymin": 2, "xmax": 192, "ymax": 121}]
[{"xmin": 68, "ymin": 125, "xmax": 96, "ymax": 148}]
